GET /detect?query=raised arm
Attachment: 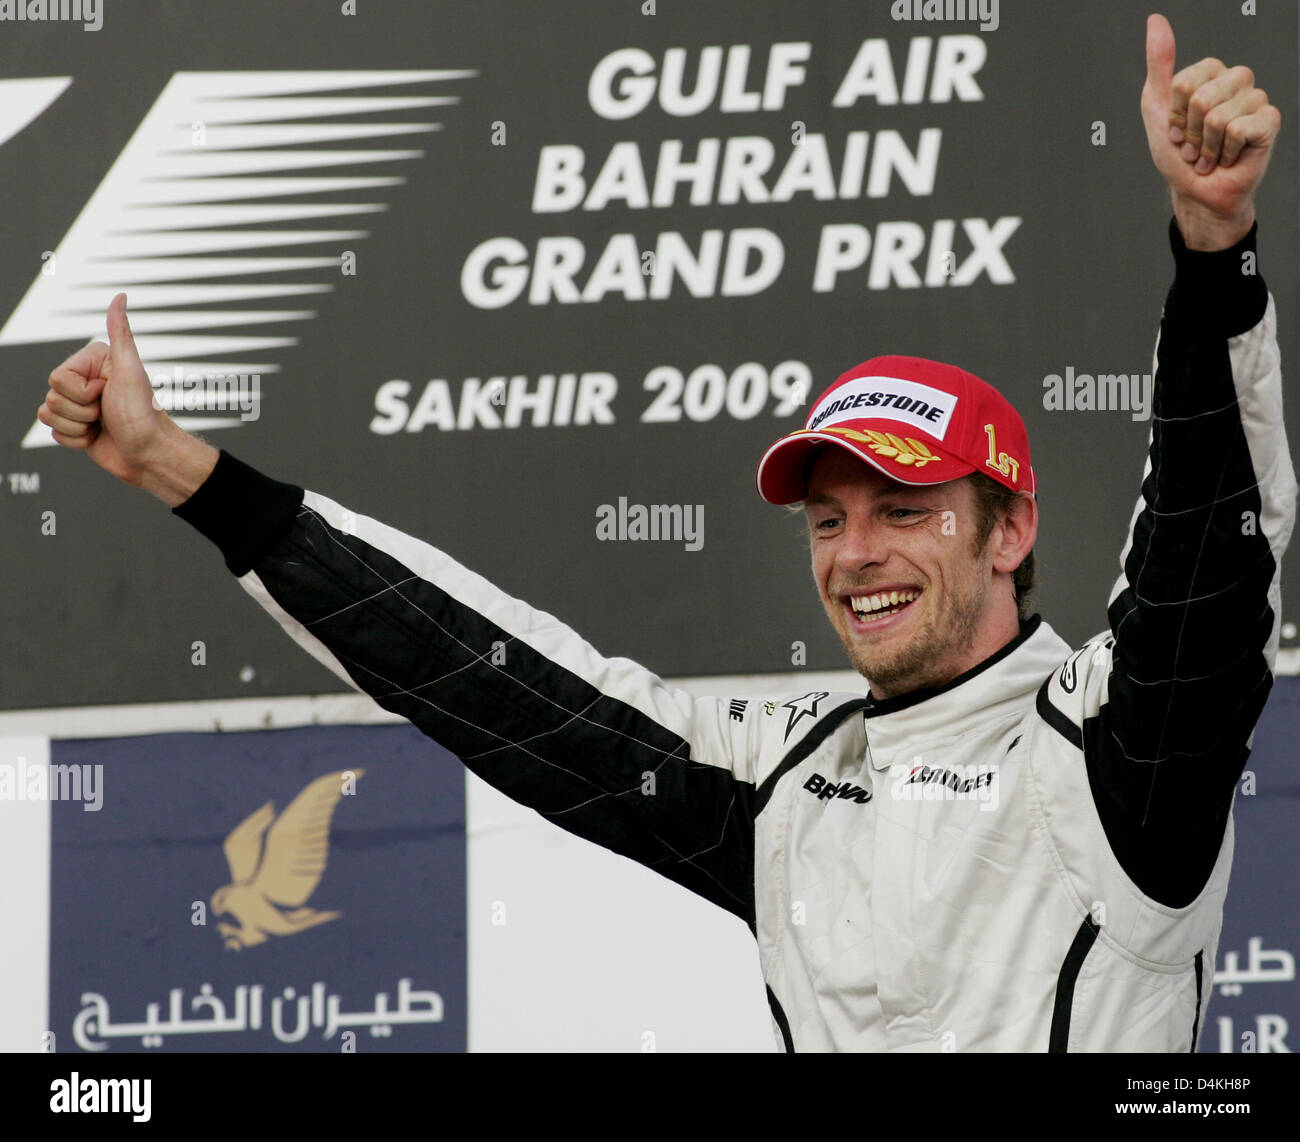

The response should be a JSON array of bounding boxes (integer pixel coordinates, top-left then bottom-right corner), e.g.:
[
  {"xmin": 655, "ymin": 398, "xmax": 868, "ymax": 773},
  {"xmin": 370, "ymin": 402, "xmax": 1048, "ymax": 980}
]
[
  {"xmin": 40, "ymin": 296, "xmax": 766, "ymax": 925},
  {"xmin": 1072, "ymin": 16, "xmax": 1294, "ymax": 907}
]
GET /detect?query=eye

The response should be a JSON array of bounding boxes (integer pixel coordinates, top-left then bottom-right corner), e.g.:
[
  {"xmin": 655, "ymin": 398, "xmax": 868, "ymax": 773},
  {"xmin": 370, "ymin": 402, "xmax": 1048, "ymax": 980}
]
[
  {"xmin": 812, "ymin": 516, "xmax": 842, "ymax": 532},
  {"xmin": 887, "ymin": 508, "xmax": 922, "ymax": 520}
]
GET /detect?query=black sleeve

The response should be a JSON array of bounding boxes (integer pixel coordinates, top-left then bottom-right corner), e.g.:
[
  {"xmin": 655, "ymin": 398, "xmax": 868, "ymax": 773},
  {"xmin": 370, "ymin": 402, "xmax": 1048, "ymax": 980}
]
[
  {"xmin": 1087, "ymin": 218, "xmax": 1294, "ymax": 907},
  {"xmin": 172, "ymin": 454, "xmax": 761, "ymax": 922},
  {"xmin": 173, "ymin": 450, "xmax": 304, "ymax": 575}
]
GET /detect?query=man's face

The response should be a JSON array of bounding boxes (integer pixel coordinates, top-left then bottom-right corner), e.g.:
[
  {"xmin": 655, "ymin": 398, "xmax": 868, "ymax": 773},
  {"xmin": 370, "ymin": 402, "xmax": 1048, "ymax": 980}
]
[{"xmin": 803, "ymin": 447, "xmax": 997, "ymax": 699}]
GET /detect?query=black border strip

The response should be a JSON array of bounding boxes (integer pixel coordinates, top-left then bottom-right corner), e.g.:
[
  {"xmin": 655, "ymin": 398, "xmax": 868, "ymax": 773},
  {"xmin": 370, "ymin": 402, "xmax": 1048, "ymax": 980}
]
[
  {"xmin": 1036, "ymin": 674, "xmax": 1083, "ymax": 749},
  {"xmin": 767, "ymin": 986, "xmax": 795, "ymax": 1053},
  {"xmin": 1191, "ymin": 949, "xmax": 1205, "ymax": 1052},
  {"xmin": 1048, "ymin": 915, "xmax": 1100, "ymax": 1052}
]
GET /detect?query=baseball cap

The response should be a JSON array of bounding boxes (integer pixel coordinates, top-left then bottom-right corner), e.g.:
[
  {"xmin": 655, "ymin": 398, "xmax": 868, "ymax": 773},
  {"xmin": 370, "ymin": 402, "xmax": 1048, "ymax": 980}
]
[{"xmin": 755, "ymin": 355, "xmax": 1036, "ymax": 504}]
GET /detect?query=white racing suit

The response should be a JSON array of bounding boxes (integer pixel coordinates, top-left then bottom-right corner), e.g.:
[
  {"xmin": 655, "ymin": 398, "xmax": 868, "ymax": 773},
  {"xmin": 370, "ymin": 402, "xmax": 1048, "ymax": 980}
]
[{"xmin": 174, "ymin": 221, "xmax": 1294, "ymax": 1051}]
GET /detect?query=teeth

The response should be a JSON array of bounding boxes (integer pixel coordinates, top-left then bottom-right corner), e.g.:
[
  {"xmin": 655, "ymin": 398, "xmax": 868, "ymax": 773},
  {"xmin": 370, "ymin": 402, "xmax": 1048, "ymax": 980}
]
[{"xmin": 850, "ymin": 589, "xmax": 918, "ymax": 617}]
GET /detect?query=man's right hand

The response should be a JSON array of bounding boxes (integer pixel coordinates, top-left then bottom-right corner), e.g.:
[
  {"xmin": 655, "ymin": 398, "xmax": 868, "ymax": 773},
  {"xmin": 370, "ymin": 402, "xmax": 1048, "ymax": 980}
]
[{"xmin": 39, "ymin": 293, "xmax": 218, "ymax": 505}]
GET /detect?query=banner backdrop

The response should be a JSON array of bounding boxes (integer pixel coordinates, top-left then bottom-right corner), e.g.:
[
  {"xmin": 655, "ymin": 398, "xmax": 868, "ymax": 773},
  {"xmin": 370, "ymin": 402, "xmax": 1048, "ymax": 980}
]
[
  {"xmin": 46, "ymin": 723, "xmax": 466, "ymax": 1053},
  {"xmin": 6, "ymin": 677, "xmax": 1293, "ymax": 1053},
  {"xmin": 1205, "ymin": 679, "xmax": 1300, "ymax": 1054},
  {"xmin": 0, "ymin": 1, "xmax": 1296, "ymax": 711}
]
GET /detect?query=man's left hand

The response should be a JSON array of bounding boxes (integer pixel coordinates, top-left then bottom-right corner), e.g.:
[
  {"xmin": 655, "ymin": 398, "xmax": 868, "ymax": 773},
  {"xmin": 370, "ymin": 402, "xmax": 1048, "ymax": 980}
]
[{"xmin": 1142, "ymin": 12, "xmax": 1280, "ymax": 250}]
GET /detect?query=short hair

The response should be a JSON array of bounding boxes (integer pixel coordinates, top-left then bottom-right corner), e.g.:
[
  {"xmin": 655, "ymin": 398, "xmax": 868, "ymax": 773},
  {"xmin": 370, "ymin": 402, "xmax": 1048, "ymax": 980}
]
[{"xmin": 967, "ymin": 471, "xmax": 1037, "ymax": 623}]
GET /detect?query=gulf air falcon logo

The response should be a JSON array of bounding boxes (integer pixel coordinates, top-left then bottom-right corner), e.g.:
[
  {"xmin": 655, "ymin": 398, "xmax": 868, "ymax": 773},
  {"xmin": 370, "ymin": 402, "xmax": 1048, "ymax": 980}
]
[
  {"xmin": 0, "ymin": 68, "xmax": 474, "ymax": 447},
  {"xmin": 211, "ymin": 769, "xmax": 363, "ymax": 951}
]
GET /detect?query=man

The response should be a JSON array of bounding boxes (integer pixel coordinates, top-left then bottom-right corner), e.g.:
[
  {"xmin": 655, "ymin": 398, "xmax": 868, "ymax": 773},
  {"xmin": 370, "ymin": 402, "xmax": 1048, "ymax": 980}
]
[{"xmin": 38, "ymin": 15, "xmax": 1293, "ymax": 1050}]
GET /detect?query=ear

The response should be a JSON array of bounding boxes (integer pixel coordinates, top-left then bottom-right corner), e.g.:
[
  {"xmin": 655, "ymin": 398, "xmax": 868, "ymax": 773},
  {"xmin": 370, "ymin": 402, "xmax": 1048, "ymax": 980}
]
[{"xmin": 990, "ymin": 491, "xmax": 1038, "ymax": 575}]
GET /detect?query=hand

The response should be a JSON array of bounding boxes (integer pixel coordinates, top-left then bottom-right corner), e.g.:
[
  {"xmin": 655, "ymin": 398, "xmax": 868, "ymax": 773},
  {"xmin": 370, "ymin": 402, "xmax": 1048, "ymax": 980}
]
[
  {"xmin": 39, "ymin": 293, "xmax": 218, "ymax": 503},
  {"xmin": 1141, "ymin": 13, "xmax": 1279, "ymax": 250},
  {"xmin": 41, "ymin": 293, "xmax": 172, "ymax": 484}
]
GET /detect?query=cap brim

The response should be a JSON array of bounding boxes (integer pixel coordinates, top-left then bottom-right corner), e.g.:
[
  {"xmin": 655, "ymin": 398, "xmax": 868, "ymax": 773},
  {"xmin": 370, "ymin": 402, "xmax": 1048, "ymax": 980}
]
[{"xmin": 756, "ymin": 430, "xmax": 975, "ymax": 504}]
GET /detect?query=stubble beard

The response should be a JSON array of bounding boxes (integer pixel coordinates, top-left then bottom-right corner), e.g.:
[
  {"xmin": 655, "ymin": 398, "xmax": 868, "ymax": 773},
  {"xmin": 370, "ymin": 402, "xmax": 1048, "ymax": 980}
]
[{"xmin": 837, "ymin": 573, "xmax": 989, "ymax": 697}]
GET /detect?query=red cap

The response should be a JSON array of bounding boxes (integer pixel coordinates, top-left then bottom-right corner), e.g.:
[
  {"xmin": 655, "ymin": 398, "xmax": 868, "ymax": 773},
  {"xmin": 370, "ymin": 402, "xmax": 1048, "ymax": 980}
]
[{"xmin": 755, "ymin": 355, "xmax": 1035, "ymax": 504}]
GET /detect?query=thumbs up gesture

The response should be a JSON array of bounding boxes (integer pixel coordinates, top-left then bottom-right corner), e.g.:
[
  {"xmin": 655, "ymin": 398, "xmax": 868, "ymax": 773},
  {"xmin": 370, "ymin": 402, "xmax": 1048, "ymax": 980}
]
[
  {"xmin": 39, "ymin": 293, "xmax": 217, "ymax": 504},
  {"xmin": 1141, "ymin": 13, "xmax": 1279, "ymax": 250}
]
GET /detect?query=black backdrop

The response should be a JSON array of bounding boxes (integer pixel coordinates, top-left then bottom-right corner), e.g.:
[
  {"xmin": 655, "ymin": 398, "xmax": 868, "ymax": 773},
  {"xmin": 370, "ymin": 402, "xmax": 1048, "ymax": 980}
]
[{"xmin": 0, "ymin": 0, "xmax": 1294, "ymax": 709}]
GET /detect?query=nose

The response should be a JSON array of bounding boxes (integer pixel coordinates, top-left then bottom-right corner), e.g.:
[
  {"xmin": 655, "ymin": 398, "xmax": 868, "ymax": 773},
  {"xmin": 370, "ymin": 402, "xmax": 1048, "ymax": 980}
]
[{"xmin": 834, "ymin": 509, "xmax": 891, "ymax": 576}]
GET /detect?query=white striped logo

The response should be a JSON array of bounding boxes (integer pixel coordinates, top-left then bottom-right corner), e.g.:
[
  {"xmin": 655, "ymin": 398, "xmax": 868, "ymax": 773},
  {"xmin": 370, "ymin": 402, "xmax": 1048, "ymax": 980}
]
[{"xmin": 4, "ymin": 69, "xmax": 475, "ymax": 447}]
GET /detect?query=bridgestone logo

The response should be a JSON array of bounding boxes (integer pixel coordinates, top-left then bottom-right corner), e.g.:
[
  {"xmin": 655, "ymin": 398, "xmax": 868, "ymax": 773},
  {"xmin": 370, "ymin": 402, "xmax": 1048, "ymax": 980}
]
[
  {"xmin": 806, "ymin": 376, "xmax": 957, "ymax": 440},
  {"xmin": 889, "ymin": 761, "xmax": 998, "ymax": 812}
]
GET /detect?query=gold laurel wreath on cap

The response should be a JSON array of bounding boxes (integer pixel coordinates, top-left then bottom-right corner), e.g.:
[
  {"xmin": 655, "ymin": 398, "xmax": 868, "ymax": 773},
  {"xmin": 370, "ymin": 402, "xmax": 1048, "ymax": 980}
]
[{"xmin": 822, "ymin": 426, "xmax": 940, "ymax": 468}]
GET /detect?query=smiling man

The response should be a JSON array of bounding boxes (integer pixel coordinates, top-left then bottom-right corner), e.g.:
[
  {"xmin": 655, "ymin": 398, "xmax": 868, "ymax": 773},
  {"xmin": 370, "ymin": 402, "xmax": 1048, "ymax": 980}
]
[
  {"xmin": 758, "ymin": 356, "xmax": 1037, "ymax": 698},
  {"xmin": 39, "ymin": 15, "xmax": 1294, "ymax": 1051},
  {"xmin": 804, "ymin": 456, "xmax": 1026, "ymax": 696}
]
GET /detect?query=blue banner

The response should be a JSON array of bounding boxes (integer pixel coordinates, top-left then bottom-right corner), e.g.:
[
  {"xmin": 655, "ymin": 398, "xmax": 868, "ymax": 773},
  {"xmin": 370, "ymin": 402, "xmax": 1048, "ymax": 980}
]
[
  {"xmin": 49, "ymin": 723, "xmax": 465, "ymax": 1052},
  {"xmin": 1203, "ymin": 677, "xmax": 1300, "ymax": 1052}
]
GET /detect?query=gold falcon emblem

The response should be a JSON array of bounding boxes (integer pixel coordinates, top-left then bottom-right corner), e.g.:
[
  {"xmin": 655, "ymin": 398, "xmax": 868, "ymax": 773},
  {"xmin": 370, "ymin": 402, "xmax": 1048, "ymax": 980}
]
[{"xmin": 211, "ymin": 769, "xmax": 363, "ymax": 951}]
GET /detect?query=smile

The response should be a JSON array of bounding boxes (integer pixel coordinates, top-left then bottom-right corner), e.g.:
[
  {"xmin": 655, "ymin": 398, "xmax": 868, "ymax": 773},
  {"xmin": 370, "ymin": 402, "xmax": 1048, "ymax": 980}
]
[{"xmin": 846, "ymin": 588, "xmax": 921, "ymax": 623}]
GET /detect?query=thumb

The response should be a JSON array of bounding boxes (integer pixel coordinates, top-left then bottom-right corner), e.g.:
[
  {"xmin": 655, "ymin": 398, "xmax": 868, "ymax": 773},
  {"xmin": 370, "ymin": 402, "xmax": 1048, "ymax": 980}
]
[
  {"xmin": 106, "ymin": 291, "xmax": 142, "ymax": 373},
  {"xmin": 1144, "ymin": 13, "xmax": 1175, "ymax": 102}
]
